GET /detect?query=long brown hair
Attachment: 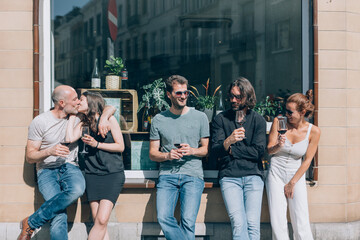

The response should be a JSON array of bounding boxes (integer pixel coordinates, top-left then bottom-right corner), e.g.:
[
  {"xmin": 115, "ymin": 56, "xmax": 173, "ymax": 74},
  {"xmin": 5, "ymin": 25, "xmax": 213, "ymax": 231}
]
[
  {"xmin": 228, "ymin": 77, "xmax": 257, "ymax": 109},
  {"xmin": 81, "ymin": 91, "xmax": 105, "ymax": 133},
  {"xmin": 286, "ymin": 89, "xmax": 315, "ymax": 118}
]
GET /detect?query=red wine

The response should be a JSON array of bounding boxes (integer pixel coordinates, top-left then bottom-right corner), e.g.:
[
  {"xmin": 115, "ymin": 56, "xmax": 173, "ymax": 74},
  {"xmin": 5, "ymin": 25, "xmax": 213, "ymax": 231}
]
[
  {"xmin": 174, "ymin": 143, "xmax": 182, "ymax": 148},
  {"xmin": 278, "ymin": 129, "xmax": 287, "ymax": 135},
  {"xmin": 60, "ymin": 142, "xmax": 71, "ymax": 146}
]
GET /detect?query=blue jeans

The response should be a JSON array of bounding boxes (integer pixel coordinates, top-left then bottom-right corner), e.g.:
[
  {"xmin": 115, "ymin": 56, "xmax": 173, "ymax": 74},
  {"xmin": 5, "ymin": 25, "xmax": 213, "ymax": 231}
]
[
  {"xmin": 156, "ymin": 174, "xmax": 204, "ymax": 240},
  {"xmin": 220, "ymin": 176, "xmax": 264, "ymax": 240},
  {"xmin": 28, "ymin": 163, "xmax": 85, "ymax": 240}
]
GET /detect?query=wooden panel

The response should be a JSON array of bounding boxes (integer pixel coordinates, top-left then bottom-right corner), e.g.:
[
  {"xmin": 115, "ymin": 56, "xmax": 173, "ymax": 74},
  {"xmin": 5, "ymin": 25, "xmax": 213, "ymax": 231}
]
[{"xmin": 79, "ymin": 89, "xmax": 138, "ymax": 132}]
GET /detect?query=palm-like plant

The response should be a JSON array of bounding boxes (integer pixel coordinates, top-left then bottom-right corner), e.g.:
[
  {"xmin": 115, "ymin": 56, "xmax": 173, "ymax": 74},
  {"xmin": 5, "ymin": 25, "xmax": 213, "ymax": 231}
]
[{"xmin": 190, "ymin": 78, "xmax": 221, "ymax": 110}]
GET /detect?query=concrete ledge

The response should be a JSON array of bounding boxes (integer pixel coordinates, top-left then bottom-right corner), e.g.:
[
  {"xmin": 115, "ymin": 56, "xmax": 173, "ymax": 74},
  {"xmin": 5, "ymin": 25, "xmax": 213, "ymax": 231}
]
[
  {"xmin": 312, "ymin": 221, "xmax": 360, "ymax": 240},
  {"xmin": 2, "ymin": 221, "xmax": 360, "ymax": 240},
  {"xmin": 123, "ymin": 179, "xmax": 215, "ymax": 189}
]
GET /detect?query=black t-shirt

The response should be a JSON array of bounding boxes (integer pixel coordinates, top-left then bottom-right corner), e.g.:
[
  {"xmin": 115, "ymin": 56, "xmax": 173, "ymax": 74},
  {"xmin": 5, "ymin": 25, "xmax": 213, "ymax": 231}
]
[
  {"xmin": 83, "ymin": 127, "xmax": 124, "ymax": 175},
  {"xmin": 211, "ymin": 109, "xmax": 266, "ymax": 179}
]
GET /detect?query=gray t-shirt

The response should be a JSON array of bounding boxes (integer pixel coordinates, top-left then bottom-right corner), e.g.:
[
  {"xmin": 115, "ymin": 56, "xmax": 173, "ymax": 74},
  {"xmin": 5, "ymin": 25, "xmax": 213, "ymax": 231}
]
[
  {"xmin": 28, "ymin": 111, "xmax": 80, "ymax": 170},
  {"xmin": 150, "ymin": 108, "xmax": 210, "ymax": 179}
]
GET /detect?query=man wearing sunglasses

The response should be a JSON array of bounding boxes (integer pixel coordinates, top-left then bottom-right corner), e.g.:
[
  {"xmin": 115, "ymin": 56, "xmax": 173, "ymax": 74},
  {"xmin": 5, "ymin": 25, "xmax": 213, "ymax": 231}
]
[
  {"xmin": 211, "ymin": 77, "xmax": 266, "ymax": 240},
  {"xmin": 149, "ymin": 75, "xmax": 210, "ymax": 240}
]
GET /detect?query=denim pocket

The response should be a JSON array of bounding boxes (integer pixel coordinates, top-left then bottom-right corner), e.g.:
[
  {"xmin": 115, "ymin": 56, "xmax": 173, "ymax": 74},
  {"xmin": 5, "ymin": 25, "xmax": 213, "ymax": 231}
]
[{"xmin": 36, "ymin": 168, "xmax": 44, "ymax": 177}]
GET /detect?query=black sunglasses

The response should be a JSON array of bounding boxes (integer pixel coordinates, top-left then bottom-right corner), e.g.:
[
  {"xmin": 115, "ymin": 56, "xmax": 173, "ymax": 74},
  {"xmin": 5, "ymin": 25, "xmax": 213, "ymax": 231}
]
[
  {"xmin": 174, "ymin": 90, "xmax": 189, "ymax": 97},
  {"xmin": 285, "ymin": 109, "xmax": 294, "ymax": 116},
  {"xmin": 229, "ymin": 94, "xmax": 242, "ymax": 100}
]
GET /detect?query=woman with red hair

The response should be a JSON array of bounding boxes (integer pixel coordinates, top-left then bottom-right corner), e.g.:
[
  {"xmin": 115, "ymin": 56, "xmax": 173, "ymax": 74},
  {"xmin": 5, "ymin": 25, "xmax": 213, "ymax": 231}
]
[{"xmin": 266, "ymin": 90, "xmax": 321, "ymax": 240}]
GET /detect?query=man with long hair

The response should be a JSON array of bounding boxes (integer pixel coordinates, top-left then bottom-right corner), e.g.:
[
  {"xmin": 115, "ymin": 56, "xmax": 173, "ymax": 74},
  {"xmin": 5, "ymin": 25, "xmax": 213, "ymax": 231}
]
[
  {"xmin": 211, "ymin": 77, "xmax": 266, "ymax": 240},
  {"xmin": 149, "ymin": 75, "xmax": 210, "ymax": 240}
]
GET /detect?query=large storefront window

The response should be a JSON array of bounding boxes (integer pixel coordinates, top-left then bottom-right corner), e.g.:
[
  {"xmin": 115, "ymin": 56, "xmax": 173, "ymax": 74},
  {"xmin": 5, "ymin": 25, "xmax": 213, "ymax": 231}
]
[{"xmin": 51, "ymin": 0, "xmax": 312, "ymax": 173}]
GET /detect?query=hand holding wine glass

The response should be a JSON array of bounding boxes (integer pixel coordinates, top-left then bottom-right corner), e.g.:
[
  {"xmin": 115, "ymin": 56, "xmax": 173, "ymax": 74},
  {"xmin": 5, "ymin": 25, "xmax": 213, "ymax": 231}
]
[
  {"xmin": 277, "ymin": 116, "xmax": 288, "ymax": 135},
  {"xmin": 235, "ymin": 110, "xmax": 246, "ymax": 139},
  {"xmin": 170, "ymin": 136, "xmax": 184, "ymax": 159},
  {"xmin": 52, "ymin": 137, "xmax": 70, "ymax": 160},
  {"xmin": 277, "ymin": 116, "xmax": 287, "ymax": 146},
  {"xmin": 80, "ymin": 125, "xmax": 90, "ymax": 154}
]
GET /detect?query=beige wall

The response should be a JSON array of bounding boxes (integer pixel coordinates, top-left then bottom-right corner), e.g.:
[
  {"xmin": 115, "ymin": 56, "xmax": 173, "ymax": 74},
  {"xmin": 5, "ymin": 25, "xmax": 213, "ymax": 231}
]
[
  {"xmin": 314, "ymin": 0, "xmax": 360, "ymax": 222},
  {"xmin": 0, "ymin": 0, "xmax": 359, "ymax": 225},
  {"xmin": 0, "ymin": 0, "xmax": 35, "ymax": 222}
]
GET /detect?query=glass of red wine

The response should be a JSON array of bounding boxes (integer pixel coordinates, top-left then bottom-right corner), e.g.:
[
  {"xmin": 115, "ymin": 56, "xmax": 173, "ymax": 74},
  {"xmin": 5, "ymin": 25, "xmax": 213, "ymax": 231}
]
[
  {"xmin": 59, "ymin": 137, "xmax": 70, "ymax": 161},
  {"xmin": 173, "ymin": 136, "xmax": 182, "ymax": 149},
  {"xmin": 278, "ymin": 116, "xmax": 288, "ymax": 135},
  {"xmin": 60, "ymin": 141, "xmax": 71, "ymax": 147},
  {"xmin": 236, "ymin": 110, "xmax": 246, "ymax": 139}
]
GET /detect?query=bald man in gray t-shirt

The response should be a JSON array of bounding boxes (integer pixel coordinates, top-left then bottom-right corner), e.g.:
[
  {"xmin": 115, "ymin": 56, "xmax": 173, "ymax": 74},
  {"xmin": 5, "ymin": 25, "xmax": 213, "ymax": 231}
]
[{"xmin": 18, "ymin": 85, "xmax": 115, "ymax": 240}]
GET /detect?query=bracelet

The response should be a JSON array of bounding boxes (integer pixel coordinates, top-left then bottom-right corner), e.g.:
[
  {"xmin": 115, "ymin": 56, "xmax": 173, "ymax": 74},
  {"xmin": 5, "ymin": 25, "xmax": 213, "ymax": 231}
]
[{"xmin": 95, "ymin": 141, "xmax": 99, "ymax": 149}]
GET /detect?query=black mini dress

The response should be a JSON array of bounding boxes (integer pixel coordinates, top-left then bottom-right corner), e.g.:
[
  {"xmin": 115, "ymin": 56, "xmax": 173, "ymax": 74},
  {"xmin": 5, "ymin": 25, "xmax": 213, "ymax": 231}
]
[{"xmin": 83, "ymin": 126, "xmax": 125, "ymax": 205}]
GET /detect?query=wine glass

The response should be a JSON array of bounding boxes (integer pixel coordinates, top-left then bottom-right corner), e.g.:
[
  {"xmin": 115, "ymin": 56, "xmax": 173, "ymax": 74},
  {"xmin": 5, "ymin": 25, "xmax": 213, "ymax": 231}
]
[
  {"xmin": 172, "ymin": 135, "xmax": 186, "ymax": 167},
  {"xmin": 80, "ymin": 125, "xmax": 90, "ymax": 154},
  {"xmin": 60, "ymin": 136, "xmax": 71, "ymax": 147},
  {"xmin": 173, "ymin": 136, "xmax": 182, "ymax": 149},
  {"xmin": 236, "ymin": 110, "xmax": 246, "ymax": 139},
  {"xmin": 58, "ymin": 136, "xmax": 70, "ymax": 162},
  {"xmin": 277, "ymin": 116, "xmax": 288, "ymax": 135}
]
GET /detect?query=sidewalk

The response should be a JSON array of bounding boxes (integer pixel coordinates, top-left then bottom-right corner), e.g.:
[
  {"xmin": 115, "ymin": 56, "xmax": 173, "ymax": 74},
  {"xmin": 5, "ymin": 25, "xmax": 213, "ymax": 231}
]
[{"xmin": 3, "ymin": 221, "xmax": 360, "ymax": 240}]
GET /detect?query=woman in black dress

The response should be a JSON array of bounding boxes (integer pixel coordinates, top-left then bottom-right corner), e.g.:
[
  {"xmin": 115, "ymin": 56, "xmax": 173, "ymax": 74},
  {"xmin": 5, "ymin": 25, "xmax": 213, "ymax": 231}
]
[{"xmin": 66, "ymin": 91, "xmax": 125, "ymax": 240}]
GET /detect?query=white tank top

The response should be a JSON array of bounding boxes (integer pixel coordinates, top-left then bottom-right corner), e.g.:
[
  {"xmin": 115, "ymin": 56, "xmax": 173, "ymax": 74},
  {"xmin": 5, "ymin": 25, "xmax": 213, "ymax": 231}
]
[{"xmin": 270, "ymin": 124, "xmax": 313, "ymax": 171}]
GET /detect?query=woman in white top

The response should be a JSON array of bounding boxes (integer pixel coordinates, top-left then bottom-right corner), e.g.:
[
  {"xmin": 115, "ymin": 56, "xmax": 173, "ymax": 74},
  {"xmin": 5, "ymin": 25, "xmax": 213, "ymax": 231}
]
[{"xmin": 266, "ymin": 90, "xmax": 321, "ymax": 240}]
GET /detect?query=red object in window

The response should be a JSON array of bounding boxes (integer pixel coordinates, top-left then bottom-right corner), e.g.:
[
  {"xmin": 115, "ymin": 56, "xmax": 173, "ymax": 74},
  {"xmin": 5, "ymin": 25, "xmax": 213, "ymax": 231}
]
[{"xmin": 108, "ymin": 0, "xmax": 118, "ymax": 41}]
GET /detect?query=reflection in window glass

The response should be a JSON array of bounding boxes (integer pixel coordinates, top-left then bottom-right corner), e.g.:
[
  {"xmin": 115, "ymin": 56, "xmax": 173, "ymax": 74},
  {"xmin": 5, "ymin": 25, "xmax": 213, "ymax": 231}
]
[{"xmin": 52, "ymin": 0, "xmax": 305, "ymax": 103}]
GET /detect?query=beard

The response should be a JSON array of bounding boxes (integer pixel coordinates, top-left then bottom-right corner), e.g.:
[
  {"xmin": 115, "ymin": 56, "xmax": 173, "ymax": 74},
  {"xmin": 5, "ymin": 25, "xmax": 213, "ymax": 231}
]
[
  {"xmin": 173, "ymin": 102, "xmax": 186, "ymax": 110},
  {"xmin": 237, "ymin": 104, "xmax": 246, "ymax": 110},
  {"xmin": 171, "ymin": 97, "xmax": 187, "ymax": 110},
  {"xmin": 232, "ymin": 103, "xmax": 246, "ymax": 111}
]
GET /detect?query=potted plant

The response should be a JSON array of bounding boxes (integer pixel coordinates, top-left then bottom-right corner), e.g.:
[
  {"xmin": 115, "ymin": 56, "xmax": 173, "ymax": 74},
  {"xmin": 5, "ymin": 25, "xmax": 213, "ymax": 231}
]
[
  {"xmin": 254, "ymin": 95, "xmax": 283, "ymax": 131},
  {"xmin": 189, "ymin": 78, "xmax": 221, "ymax": 122},
  {"xmin": 104, "ymin": 56, "xmax": 124, "ymax": 89},
  {"xmin": 137, "ymin": 78, "xmax": 170, "ymax": 131}
]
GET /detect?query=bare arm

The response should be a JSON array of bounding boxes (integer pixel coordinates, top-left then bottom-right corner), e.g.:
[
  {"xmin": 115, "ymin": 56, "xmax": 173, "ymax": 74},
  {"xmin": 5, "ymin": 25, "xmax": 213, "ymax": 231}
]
[
  {"xmin": 149, "ymin": 139, "xmax": 183, "ymax": 162},
  {"xmin": 267, "ymin": 117, "xmax": 286, "ymax": 155},
  {"xmin": 82, "ymin": 116, "xmax": 124, "ymax": 152},
  {"xmin": 98, "ymin": 105, "xmax": 116, "ymax": 138},
  {"xmin": 181, "ymin": 137, "xmax": 209, "ymax": 157},
  {"xmin": 65, "ymin": 115, "xmax": 82, "ymax": 143},
  {"xmin": 26, "ymin": 140, "xmax": 69, "ymax": 164},
  {"xmin": 284, "ymin": 126, "xmax": 321, "ymax": 198}
]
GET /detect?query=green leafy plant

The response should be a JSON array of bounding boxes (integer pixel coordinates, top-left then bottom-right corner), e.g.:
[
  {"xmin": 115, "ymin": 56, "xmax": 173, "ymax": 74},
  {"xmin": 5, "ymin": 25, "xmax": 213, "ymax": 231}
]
[
  {"xmin": 104, "ymin": 56, "xmax": 124, "ymax": 75},
  {"xmin": 190, "ymin": 78, "xmax": 221, "ymax": 110},
  {"xmin": 138, "ymin": 78, "xmax": 170, "ymax": 113},
  {"xmin": 253, "ymin": 96, "xmax": 278, "ymax": 121}
]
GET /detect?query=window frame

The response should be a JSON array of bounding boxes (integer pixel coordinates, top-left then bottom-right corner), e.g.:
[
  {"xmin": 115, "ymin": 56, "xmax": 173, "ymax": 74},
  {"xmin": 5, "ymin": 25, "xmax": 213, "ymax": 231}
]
[{"xmin": 39, "ymin": 0, "xmax": 314, "ymax": 179}]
